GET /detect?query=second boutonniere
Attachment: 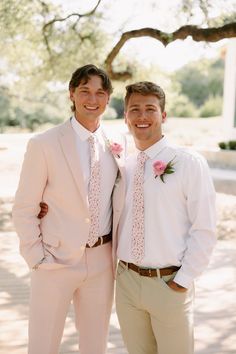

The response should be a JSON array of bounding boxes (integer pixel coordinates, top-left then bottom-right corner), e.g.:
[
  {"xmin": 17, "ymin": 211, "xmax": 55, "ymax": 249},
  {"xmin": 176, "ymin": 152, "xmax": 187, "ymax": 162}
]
[
  {"xmin": 153, "ymin": 156, "xmax": 176, "ymax": 183},
  {"xmin": 109, "ymin": 142, "xmax": 123, "ymax": 158}
]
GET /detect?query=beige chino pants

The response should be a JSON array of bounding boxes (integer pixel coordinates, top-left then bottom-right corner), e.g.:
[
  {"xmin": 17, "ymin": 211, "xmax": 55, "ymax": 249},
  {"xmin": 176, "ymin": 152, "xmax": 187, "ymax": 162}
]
[{"xmin": 116, "ymin": 261, "xmax": 194, "ymax": 354}]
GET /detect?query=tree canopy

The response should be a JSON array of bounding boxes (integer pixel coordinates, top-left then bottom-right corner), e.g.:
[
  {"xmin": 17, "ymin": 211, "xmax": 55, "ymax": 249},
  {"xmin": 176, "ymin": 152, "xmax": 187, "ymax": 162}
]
[
  {"xmin": 0, "ymin": 0, "xmax": 235, "ymax": 129},
  {"xmin": 1, "ymin": 0, "xmax": 236, "ymax": 82}
]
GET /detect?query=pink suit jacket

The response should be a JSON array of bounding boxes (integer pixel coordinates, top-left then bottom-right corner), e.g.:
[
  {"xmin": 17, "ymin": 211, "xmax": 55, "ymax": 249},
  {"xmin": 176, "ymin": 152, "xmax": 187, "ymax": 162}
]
[{"xmin": 12, "ymin": 119, "xmax": 125, "ymax": 273}]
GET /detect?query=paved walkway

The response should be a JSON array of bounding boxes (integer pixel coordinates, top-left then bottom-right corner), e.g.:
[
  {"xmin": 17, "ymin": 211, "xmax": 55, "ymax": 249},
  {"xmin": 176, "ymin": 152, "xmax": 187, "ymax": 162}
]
[{"xmin": 0, "ymin": 231, "xmax": 236, "ymax": 354}]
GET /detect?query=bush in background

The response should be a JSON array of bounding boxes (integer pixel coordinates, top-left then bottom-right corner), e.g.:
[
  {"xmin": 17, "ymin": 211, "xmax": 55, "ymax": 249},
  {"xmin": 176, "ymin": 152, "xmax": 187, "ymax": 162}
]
[
  {"xmin": 219, "ymin": 140, "xmax": 236, "ymax": 150},
  {"xmin": 174, "ymin": 58, "xmax": 224, "ymax": 108},
  {"xmin": 167, "ymin": 94, "xmax": 198, "ymax": 118},
  {"xmin": 110, "ymin": 97, "xmax": 124, "ymax": 118},
  {"xmin": 199, "ymin": 95, "xmax": 223, "ymax": 117}
]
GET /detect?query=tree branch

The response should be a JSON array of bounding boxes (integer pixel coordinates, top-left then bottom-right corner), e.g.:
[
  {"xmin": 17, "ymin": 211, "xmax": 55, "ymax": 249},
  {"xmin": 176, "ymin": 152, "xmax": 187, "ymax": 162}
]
[
  {"xmin": 43, "ymin": 0, "xmax": 102, "ymax": 30},
  {"xmin": 105, "ymin": 22, "xmax": 236, "ymax": 80},
  {"xmin": 41, "ymin": 0, "xmax": 102, "ymax": 56}
]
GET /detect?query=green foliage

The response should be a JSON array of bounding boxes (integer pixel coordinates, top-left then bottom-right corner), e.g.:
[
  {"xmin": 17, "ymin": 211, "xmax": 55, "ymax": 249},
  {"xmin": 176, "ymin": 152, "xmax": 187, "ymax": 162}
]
[
  {"xmin": 174, "ymin": 58, "xmax": 224, "ymax": 108},
  {"xmin": 168, "ymin": 57, "xmax": 224, "ymax": 118},
  {"xmin": 218, "ymin": 142, "xmax": 227, "ymax": 149},
  {"xmin": 218, "ymin": 140, "xmax": 236, "ymax": 150},
  {"xmin": 0, "ymin": 85, "xmax": 64, "ymax": 132},
  {"xmin": 181, "ymin": 0, "xmax": 236, "ymax": 27},
  {"xmin": 199, "ymin": 95, "xmax": 222, "ymax": 117},
  {"xmin": 0, "ymin": 0, "xmax": 109, "ymax": 87},
  {"xmin": 40, "ymin": 15, "xmax": 109, "ymax": 83},
  {"xmin": 229, "ymin": 141, "xmax": 236, "ymax": 150},
  {"xmin": 0, "ymin": 87, "xmax": 12, "ymax": 128},
  {"xmin": 110, "ymin": 97, "xmax": 124, "ymax": 118},
  {"xmin": 167, "ymin": 93, "xmax": 198, "ymax": 118},
  {"xmin": 0, "ymin": 0, "xmax": 110, "ymax": 130},
  {"xmin": 0, "ymin": 0, "xmax": 233, "ymax": 130},
  {"xmin": 23, "ymin": 109, "xmax": 62, "ymax": 131}
]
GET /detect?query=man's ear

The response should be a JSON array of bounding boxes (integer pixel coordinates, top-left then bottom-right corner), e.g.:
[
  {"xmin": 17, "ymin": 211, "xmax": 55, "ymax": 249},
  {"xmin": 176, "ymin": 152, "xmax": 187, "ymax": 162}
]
[
  {"xmin": 124, "ymin": 111, "xmax": 127, "ymax": 124},
  {"xmin": 69, "ymin": 89, "xmax": 74, "ymax": 101},
  {"xmin": 162, "ymin": 111, "xmax": 167, "ymax": 123}
]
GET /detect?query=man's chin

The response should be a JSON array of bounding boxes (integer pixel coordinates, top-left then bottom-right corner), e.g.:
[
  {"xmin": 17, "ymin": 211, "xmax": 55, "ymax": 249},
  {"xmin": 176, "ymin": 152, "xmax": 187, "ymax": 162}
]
[{"xmin": 132, "ymin": 132, "xmax": 149, "ymax": 141}]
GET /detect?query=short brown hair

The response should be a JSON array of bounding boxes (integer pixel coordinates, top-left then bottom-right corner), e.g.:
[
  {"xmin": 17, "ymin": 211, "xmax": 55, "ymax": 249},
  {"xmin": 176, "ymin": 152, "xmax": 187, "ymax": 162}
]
[
  {"xmin": 125, "ymin": 81, "xmax": 166, "ymax": 112},
  {"xmin": 69, "ymin": 64, "xmax": 113, "ymax": 112}
]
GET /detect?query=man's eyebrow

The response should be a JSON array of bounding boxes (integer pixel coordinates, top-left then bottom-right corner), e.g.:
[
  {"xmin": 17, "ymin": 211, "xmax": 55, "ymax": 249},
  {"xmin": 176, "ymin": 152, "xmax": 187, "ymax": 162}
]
[
  {"xmin": 78, "ymin": 86, "xmax": 105, "ymax": 92},
  {"xmin": 129, "ymin": 104, "xmax": 157, "ymax": 108},
  {"xmin": 129, "ymin": 104, "xmax": 140, "ymax": 108},
  {"xmin": 78, "ymin": 85, "xmax": 89, "ymax": 89}
]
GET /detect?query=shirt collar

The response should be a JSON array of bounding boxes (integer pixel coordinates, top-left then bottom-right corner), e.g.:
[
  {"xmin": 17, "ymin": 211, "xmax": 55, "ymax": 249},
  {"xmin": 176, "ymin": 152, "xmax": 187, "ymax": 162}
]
[
  {"xmin": 71, "ymin": 116, "xmax": 102, "ymax": 141},
  {"xmin": 135, "ymin": 136, "xmax": 168, "ymax": 160}
]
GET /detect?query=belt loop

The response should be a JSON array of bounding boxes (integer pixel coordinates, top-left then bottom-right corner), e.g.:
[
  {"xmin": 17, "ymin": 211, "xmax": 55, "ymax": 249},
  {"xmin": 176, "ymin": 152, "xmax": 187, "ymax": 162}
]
[
  {"xmin": 100, "ymin": 236, "xmax": 103, "ymax": 245},
  {"xmin": 121, "ymin": 260, "xmax": 128, "ymax": 270},
  {"xmin": 156, "ymin": 268, "xmax": 161, "ymax": 279}
]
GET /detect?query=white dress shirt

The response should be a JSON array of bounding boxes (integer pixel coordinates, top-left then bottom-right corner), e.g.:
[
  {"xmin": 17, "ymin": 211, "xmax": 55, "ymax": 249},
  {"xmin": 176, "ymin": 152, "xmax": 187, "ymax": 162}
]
[
  {"xmin": 117, "ymin": 136, "xmax": 216, "ymax": 288},
  {"xmin": 71, "ymin": 116, "xmax": 118, "ymax": 236}
]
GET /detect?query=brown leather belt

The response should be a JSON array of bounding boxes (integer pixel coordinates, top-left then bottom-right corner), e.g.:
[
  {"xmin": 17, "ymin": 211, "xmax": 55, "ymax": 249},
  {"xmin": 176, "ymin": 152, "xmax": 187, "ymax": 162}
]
[
  {"xmin": 120, "ymin": 260, "xmax": 180, "ymax": 278},
  {"xmin": 86, "ymin": 233, "xmax": 112, "ymax": 248}
]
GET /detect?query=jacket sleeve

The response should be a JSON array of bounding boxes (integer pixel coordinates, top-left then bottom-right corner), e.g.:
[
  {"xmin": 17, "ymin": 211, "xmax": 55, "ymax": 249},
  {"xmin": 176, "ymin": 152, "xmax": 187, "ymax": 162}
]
[{"xmin": 12, "ymin": 136, "xmax": 48, "ymax": 268}]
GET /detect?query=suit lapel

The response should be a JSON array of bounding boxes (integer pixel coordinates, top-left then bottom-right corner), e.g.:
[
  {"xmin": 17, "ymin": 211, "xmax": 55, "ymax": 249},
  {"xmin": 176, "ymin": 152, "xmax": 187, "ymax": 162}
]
[{"xmin": 59, "ymin": 120, "xmax": 89, "ymax": 209}]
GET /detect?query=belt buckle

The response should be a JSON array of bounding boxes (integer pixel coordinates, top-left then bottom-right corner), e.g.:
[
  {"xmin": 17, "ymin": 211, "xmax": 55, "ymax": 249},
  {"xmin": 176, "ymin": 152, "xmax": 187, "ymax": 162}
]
[{"xmin": 138, "ymin": 267, "xmax": 152, "ymax": 277}]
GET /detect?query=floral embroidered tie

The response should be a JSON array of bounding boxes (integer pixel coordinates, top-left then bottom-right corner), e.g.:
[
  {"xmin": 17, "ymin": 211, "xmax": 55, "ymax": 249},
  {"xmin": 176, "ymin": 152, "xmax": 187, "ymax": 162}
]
[
  {"xmin": 87, "ymin": 135, "xmax": 101, "ymax": 247},
  {"xmin": 131, "ymin": 151, "xmax": 149, "ymax": 263}
]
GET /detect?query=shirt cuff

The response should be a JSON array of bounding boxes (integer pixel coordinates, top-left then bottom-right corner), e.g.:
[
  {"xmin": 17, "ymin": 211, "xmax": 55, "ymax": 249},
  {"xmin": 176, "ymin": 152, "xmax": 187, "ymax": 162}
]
[{"xmin": 173, "ymin": 271, "xmax": 194, "ymax": 289}]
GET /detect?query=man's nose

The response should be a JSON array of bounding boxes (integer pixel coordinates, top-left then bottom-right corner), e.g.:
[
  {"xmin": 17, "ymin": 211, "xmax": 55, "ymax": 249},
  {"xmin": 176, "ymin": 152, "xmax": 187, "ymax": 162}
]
[
  {"xmin": 87, "ymin": 94, "xmax": 97, "ymax": 103},
  {"xmin": 137, "ymin": 110, "xmax": 148, "ymax": 119}
]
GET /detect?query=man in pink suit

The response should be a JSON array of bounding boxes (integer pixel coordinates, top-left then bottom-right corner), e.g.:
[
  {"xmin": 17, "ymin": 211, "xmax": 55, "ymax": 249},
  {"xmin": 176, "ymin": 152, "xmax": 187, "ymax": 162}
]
[{"xmin": 12, "ymin": 64, "xmax": 125, "ymax": 354}]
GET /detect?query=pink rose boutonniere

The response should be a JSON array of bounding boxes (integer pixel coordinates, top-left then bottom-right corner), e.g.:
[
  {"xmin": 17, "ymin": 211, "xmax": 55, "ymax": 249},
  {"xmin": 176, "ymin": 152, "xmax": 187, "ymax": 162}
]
[
  {"xmin": 153, "ymin": 156, "xmax": 176, "ymax": 183},
  {"xmin": 110, "ymin": 142, "xmax": 123, "ymax": 158}
]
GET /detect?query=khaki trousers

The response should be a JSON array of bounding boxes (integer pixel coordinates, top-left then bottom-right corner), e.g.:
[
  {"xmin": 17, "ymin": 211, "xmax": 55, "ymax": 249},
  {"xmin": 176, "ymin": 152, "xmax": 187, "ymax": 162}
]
[
  {"xmin": 28, "ymin": 242, "xmax": 114, "ymax": 354},
  {"xmin": 116, "ymin": 261, "xmax": 194, "ymax": 354}
]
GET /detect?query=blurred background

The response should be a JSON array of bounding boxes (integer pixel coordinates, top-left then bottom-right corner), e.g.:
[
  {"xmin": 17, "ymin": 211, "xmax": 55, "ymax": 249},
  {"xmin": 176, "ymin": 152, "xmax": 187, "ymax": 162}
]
[
  {"xmin": 0, "ymin": 1, "xmax": 236, "ymax": 353},
  {"xmin": 0, "ymin": 0, "xmax": 235, "ymax": 133}
]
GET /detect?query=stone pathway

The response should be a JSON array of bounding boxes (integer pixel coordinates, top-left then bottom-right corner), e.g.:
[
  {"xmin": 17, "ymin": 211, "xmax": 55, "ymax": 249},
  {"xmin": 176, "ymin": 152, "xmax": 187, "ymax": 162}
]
[{"xmin": 0, "ymin": 232, "xmax": 236, "ymax": 354}]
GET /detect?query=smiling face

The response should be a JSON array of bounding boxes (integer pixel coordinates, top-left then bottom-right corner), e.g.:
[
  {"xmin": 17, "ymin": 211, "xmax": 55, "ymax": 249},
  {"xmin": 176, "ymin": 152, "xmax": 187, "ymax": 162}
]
[
  {"xmin": 69, "ymin": 75, "xmax": 109, "ymax": 132},
  {"xmin": 125, "ymin": 93, "xmax": 166, "ymax": 150}
]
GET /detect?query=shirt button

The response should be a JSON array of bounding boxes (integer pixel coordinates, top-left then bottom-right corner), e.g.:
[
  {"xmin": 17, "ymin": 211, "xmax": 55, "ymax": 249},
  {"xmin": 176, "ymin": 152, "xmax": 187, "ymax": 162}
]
[{"xmin": 85, "ymin": 218, "xmax": 90, "ymax": 224}]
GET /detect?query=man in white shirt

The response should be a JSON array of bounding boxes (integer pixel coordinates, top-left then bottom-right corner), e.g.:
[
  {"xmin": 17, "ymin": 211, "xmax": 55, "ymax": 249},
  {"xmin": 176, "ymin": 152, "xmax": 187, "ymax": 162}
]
[
  {"xmin": 115, "ymin": 81, "xmax": 216, "ymax": 354},
  {"xmin": 12, "ymin": 65, "xmax": 125, "ymax": 354}
]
